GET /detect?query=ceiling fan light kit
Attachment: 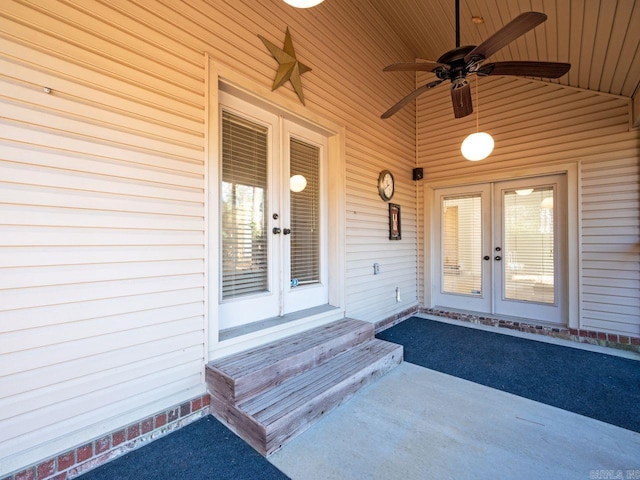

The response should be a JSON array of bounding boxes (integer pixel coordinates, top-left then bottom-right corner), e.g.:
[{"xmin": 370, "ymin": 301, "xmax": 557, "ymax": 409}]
[
  {"xmin": 283, "ymin": 0, "xmax": 324, "ymax": 8},
  {"xmin": 461, "ymin": 75, "xmax": 494, "ymax": 161},
  {"xmin": 461, "ymin": 132, "xmax": 494, "ymax": 161}
]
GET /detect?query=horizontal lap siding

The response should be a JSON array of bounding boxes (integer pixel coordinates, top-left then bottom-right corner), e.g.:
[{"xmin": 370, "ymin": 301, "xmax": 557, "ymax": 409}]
[
  {"xmin": 417, "ymin": 74, "xmax": 640, "ymax": 336},
  {"xmin": 0, "ymin": 0, "xmax": 205, "ymax": 472},
  {"xmin": 581, "ymin": 155, "xmax": 640, "ymax": 334},
  {"xmin": 0, "ymin": 0, "xmax": 416, "ymax": 473}
]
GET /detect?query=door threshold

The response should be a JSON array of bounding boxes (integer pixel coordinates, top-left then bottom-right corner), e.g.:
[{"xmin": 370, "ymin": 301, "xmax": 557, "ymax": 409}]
[{"xmin": 212, "ymin": 305, "xmax": 344, "ymax": 360}]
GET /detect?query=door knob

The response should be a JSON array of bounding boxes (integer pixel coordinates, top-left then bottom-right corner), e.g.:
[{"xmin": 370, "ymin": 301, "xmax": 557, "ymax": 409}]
[
  {"xmin": 495, "ymin": 255, "xmax": 502, "ymax": 261},
  {"xmin": 272, "ymin": 227, "xmax": 281, "ymax": 234},
  {"xmin": 483, "ymin": 255, "xmax": 490, "ymax": 261},
  {"xmin": 283, "ymin": 228, "xmax": 291, "ymax": 235}
]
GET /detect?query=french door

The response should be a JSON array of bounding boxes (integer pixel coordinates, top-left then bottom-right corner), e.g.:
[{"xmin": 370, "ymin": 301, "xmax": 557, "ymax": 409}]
[
  {"xmin": 433, "ymin": 175, "xmax": 567, "ymax": 324},
  {"xmin": 218, "ymin": 93, "xmax": 328, "ymax": 330}
]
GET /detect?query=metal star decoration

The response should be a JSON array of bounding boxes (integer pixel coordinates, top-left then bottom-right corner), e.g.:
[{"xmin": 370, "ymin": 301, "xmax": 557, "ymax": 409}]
[{"xmin": 259, "ymin": 27, "xmax": 311, "ymax": 105}]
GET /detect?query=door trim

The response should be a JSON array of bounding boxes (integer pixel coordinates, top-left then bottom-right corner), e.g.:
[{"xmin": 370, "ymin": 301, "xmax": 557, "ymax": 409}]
[
  {"xmin": 206, "ymin": 56, "xmax": 347, "ymax": 359},
  {"xmin": 424, "ymin": 161, "xmax": 580, "ymax": 329}
]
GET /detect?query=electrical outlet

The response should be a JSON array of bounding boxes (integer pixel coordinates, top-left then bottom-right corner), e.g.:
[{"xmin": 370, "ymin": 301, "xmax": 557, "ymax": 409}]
[
  {"xmin": 373, "ymin": 263, "xmax": 380, "ymax": 275},
  {"xmin": 395, "ymin": 287, "xmax": 401, "ymax": 302}
]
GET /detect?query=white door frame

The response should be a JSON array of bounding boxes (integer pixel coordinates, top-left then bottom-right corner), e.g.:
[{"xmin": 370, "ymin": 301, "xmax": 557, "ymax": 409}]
[
  {"xmin": 206, "ymin": 57, "xmax": 347, "ymax": 358},
  {"xmin": 424, "ymin": 162, "xmax": 580, "ymax": 329}
]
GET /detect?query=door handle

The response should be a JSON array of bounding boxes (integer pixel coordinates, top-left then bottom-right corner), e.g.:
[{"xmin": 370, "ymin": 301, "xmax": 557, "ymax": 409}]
[
  {"xmin": 483, "ymin": 256, "xmax": 490, "ymax": 261},
  {"xmin": 283, "ymin": 228, "xmax": 291, "ymax": 235},
  {"xmin": 495, "ymin": 255, "xmax": 502, "ymax": 261},
  {"xmin": 272, "ymin": 227, "xmax": 281, "ymax": 234}
]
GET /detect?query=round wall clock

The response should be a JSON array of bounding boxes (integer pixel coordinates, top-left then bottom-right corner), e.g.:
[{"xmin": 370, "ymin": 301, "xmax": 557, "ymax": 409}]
[{"xmin": 378, "ymin": 170, "xmax": 395, "ymax": 201}]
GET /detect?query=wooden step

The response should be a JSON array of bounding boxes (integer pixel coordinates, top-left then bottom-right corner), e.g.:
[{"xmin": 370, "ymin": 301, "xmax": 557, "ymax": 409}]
[
  {"xmin": 210, "ymin": 339, "xmax": 403, "ymax": 456},
  {"xmin": 206, "ymin": 318, "xmax": 374, "ymax": 404}
]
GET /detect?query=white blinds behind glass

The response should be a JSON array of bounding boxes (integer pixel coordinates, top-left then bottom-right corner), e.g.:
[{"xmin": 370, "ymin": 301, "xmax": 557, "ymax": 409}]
[
  {"xmin": 221, "ymin": 111, "xmax": 269, "ymax": 300},
  {"xmin": 290, "ymin": 138, "xmax": 320, "ymax": 286},
  {"xmin": 503, "ymin": 188, "xmax": 555, "ymax": 304},
  {"xmin": 442, "ymin": 195, "xmax": 482, "ymax": 296}
]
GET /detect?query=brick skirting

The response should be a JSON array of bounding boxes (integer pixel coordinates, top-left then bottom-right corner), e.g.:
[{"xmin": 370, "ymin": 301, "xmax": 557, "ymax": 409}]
[
  {"xmin": 373, "ymin": 306, "xmax": 420, "ymax": 333},
  {"xmin": 374, "ymin": 308, "xmax": 640, "ymax": 354},
  {"xmin": 4, "ymin": 394, "xmax": 211, "ymax": 480},
  {"xmin": 420, "ymin": 308, "xmax": 640, "ymax": 353}
]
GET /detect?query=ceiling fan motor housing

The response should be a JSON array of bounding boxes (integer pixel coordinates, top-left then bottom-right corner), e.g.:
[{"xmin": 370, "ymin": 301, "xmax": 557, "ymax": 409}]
[{"xmin": 436, "ymin": 45, "xmax": 476, "ymax": 65}]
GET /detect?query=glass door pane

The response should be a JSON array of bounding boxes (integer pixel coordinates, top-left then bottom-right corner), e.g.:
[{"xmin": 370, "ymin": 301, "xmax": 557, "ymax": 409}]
[
  {"xmin": 289, "ymin": 137, "xmax": 320, "ymax": 287},
  {"xmin": 502, "ymin": 187, "xmax": 555, "ymax": 304},
  {"xmin": 221, "ymin": 111, "xmax": 269, "ymax": 299},
  {"xmin": 442, "ymin": 194, "xmax": 483, "ymax": 296}
]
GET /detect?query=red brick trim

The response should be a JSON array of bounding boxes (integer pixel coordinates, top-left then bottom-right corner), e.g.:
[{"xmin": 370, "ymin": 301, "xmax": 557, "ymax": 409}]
[
  {"xmin": 420, "ymin": 308, "xmax": 640, "ymax": 353},
  {"xmin": 4, "ymin": 394, "xmax": 211, "ymax": 480},
  {"xmin": 374, "ymin": 305, "xmax": 420, "ymax": 333}
]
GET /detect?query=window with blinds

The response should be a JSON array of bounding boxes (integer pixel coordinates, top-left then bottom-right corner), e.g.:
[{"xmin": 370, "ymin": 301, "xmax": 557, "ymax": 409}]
[
  {"xmin": 442, "ymin": 194, "xmax": 482, "ymax": 296},
  {"xmin": 221, "ymin": 111, "xmax": 269, "ymax": 300},
  {"xmin": 290, "ymin": 137, "xmax": 320, "ymax": 286},
  {"xmin": 503, "ymin": 187, "xmax": 555, "ymax": 304}
]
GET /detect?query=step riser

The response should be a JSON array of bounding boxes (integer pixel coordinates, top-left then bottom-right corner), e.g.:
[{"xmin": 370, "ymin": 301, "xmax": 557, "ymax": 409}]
[
  {"xmin": 210, "ymin": 399, "xmax": 267, "ymax": 455},
  {"xmin": 263, "ymin": 345, "xmax": 402, "ymax": 455},
  {"xmin": 207, "ymin": 320, "xmax": 374, "ymax": 404}
]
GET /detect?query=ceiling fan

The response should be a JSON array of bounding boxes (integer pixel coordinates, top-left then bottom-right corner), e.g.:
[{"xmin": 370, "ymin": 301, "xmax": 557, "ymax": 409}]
[{"xmin": 381, "ymin": 0, "xmax": 571, "ymax": 119}]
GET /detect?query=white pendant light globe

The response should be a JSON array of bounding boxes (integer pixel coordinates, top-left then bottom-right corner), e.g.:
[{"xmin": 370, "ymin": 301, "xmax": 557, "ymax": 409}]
[
  {"xmin": 290, "ymin": 174, "xmax": 307, "ymax": 192},
  {"xmin": 283, "ymin": 0, "xmax": 324, "ymax": 7},
  {"xmin": 461, "ymin": 132, "xmax": 494, "ymax": 161}
]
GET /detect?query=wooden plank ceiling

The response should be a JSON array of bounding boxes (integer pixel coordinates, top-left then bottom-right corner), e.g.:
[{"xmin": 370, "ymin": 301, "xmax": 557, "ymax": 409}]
[{"xmin": 368, "ymin": 0, "xmax": 640, "ymax": 100}]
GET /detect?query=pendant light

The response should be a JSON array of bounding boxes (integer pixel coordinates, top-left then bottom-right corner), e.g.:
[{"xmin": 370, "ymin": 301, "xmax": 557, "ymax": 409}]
[
  {"xmin": 461, "ymin": 76, "xmax": 494, "ymax": 161},
  {"xmin": 283, "ymin": 0, "xmax": 324, "ymax": 7}
]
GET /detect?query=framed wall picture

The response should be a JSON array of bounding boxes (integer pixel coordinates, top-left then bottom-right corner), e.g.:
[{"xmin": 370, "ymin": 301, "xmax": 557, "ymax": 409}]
[{"xmin": 389, "ymin": 203, "xmax": 401, "ymax": 240}]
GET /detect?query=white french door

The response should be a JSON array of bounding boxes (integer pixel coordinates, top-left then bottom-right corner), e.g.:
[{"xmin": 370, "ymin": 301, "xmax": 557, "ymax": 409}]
[
  {"xmin": 434, "ymin": 174, "xmax": 567, "ymax": 324},
  {"xmin": 218, "ymin": 93, "xmax": 328, "ymax": 330}
]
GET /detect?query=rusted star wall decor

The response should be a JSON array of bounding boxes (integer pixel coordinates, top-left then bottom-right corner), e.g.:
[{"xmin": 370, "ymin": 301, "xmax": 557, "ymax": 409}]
[{"xmin": 258, "ymin": 27, "xmax": 311, "ymax": 105}]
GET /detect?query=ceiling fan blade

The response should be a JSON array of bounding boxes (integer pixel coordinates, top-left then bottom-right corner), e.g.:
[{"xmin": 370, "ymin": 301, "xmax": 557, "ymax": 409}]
[
  {"xmin": 383, "ymin": 61, "xmax": 445, "ymax": 72},
  {"xmin": 478, "ymin": 61, "xmax": 571, "ymax": 78},
  {"xmin": 451, "ymin": 81, "xmax": 473, "ymax": 118},
  {"xmin": 381, "ymin": 80, "xmax": 443, "ymax": 119},
  {"xmin": 464, "ymin": 12, "xmax": 547, "ymax": 63}
]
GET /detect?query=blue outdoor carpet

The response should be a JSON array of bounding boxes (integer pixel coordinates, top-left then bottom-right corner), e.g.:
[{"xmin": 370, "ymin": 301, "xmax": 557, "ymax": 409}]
[
  {"xmin": 78, "ymin": 415, "xmax": 289, "ymax": 480},
  {"xmin": 376, "ymin": 316, "xmax": 640, "ymax": 433}
]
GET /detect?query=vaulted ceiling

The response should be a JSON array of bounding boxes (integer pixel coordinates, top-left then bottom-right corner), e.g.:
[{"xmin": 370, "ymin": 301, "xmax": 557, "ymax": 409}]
[{"xmin": 369, "ymin": 0, "xmax": 640, "ymax": 107}]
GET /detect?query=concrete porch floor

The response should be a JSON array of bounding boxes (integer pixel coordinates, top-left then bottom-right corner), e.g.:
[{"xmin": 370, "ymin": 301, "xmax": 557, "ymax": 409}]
[{"xmin": 269, "ymin": 361, "xmax": 640, "ymax": 480}]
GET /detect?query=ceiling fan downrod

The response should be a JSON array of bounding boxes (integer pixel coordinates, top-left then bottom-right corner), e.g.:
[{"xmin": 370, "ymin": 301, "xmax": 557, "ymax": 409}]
[{"xmin": 455, "ymin": 0, "xmax": 460, "ymax": 48}]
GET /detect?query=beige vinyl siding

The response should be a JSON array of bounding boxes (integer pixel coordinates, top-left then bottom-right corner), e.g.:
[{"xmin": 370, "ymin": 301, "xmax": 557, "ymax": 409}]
[
  {"xmin": 0, "ymin": 0, "xmax": 206, "ymax": 471},
  {"xmin": 417, "ymin": 73, "xmax": 640, "ymax": 336},
  {"xmin": 0, "ymin": 0, "xmax": 416, "ymax": 473},
  {"xmin": 581, "ymin": 155, "xmax": 640, "ymax": 334}
]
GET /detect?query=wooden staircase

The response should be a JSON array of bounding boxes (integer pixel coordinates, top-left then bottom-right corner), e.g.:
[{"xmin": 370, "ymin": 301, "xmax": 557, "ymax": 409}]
[{"xmin": 205, "ymin": 318, "xmax": 403, "ymax": 456}]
